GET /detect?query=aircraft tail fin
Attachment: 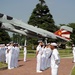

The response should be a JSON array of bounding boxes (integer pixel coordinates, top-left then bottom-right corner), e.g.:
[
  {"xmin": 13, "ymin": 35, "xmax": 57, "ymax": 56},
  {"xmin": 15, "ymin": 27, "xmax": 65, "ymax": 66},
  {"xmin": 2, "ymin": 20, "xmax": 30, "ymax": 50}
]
[
  {"xmin": 54, "ymin": 29, "xmax": 71, "ymax": 40},
  {"xmin": 54, "ymin": 26, "xmax": 73, "ymax": 41}
]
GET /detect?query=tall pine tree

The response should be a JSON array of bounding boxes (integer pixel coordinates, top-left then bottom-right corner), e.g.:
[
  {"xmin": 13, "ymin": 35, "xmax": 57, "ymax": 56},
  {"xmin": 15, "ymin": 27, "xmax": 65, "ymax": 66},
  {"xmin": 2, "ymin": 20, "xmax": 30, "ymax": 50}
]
[{"xmin": 28, "ymin": 0, "xmax": 57, "ymax": 32}]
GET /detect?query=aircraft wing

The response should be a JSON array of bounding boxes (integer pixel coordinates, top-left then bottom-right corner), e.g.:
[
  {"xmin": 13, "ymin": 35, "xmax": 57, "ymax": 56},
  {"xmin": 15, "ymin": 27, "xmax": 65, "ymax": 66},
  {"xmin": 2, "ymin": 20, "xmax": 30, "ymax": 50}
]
[
  {"xmin": 0, "ymin": 22, "xmax": 42, "ymax": 38},
  {"xmin": 0, "ymin": 22, "xmax": 27, "ymax": 35}
]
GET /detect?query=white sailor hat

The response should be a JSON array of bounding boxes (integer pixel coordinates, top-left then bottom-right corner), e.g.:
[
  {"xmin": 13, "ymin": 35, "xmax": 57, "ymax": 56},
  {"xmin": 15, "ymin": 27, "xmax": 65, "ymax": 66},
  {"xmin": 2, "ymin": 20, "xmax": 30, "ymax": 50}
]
[{"xmin": 50, "ymin": 43, "xmax": 57, "ymax": 46}]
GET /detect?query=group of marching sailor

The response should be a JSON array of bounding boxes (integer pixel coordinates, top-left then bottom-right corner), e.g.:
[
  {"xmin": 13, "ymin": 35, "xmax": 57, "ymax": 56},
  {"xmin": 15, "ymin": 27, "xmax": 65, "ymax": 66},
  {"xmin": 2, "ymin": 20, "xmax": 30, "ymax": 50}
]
[
  {"xmin": 36, "ymin": 40, "xmax": 60, "ymax": 75},
  {"xmin": 0, "ymin": 42, "xmax": 20, "ymax": 70},
  {"xmin": 6, "ymin": 42, "xmax": 20, "ymax": 69}
]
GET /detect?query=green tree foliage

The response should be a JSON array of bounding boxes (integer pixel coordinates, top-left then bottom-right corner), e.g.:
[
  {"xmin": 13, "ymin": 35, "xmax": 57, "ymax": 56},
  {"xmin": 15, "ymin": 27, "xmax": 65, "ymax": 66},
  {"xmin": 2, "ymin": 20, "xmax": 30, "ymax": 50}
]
[
  {"xmin": 12, "ymin": 33, "xmax": 25, "ymax": 45},
  {"xmin": 28, "ymin": 0, "xmax": 57, "ymax": 32},
  {"xmin": 0, "ymin": 29, "xmax": 11, "ymax": 44}
]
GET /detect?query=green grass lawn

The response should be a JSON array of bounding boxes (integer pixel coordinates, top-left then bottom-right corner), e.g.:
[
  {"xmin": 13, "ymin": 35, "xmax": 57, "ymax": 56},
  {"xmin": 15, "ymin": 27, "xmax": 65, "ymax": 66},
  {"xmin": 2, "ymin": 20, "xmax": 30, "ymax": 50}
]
[
  {"xmin": 19, "ymin": 49, "xmax": 36, "ymax": 58},
  {"xmin": 20, "ymin": 48, "xmax": 73, "ymax": 58},
  {"xmin": 58, "ymin": 48, "xmax": 73, "ymax": 57},
  {"xmin": 0, "ymin": 62, "xmax": 7, "ymax": 69},
  {"xmin": 71, "ymin": 66, "xmax": 75, "ymax": 75}
]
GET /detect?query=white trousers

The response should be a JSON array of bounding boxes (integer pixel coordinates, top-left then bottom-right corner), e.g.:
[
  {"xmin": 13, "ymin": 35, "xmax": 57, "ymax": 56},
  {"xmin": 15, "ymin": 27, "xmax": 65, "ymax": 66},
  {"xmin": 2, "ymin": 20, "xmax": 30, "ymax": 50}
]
[
  {"xmin": 6, "ymin": 54, "xmax": 9, "ymax": 63},
  {"xmin": 36, "ymin": 54, "xmax": 41, "ymax": 71},
  {"xmin": 24, "ymin": 52, "xmax": 26, "ymax": 62},
  {"xmin": 47, "ymin": 58, "xmax": 51, "ymax": 68},
  {"xmin": 51, "ymin": 68, "xmax": 58, "ymax": 75},
  {"xmin": 41, "ymin": 56, "xmax": 46, "ymax": 70},
  {"xmin": 14, "ymin": 55, "xmax": 18, "ymax": 67},
  {"xmin": 73, "ymin": 51, "xmax": 75, "ymax": 62},
  {"xmin": 8, "ymin": 54, "xmax": 14, "ymax": 69}
]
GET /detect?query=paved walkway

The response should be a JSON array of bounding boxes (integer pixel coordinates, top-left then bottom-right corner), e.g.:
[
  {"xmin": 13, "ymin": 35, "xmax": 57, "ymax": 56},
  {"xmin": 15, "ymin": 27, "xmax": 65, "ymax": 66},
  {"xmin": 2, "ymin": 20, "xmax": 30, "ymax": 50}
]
[{"xmin": 0, "ymin": 58, "xmax": 74, "ymax": 75}]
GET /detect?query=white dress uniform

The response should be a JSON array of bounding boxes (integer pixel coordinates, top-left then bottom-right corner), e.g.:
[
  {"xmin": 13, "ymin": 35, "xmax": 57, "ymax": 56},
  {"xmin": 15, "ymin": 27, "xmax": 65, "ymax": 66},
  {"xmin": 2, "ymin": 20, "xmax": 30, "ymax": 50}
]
[
  {"xmin": 36, "ymin": 45, "xmax": 42, "ymax": 72},
  {"xmin": 51, "ymin": 48, "xmax": 60, "ymax": 75},
  {"xmin": 5, "ymin": 46, "xmax": 9, "ymax": 63},
  {"xmin": 44, "ymin": 47, "xmax": 51, "ymax": 69},
  {"xmin": 41, "ymin": 47, "xmax": 46, "ymax": 70},
  {"xmin": 24, "ymin": 46, "xmax": 27, "ymax": 62},
  {"xmin": 0, "ymin": 47, "xmax": 2, "ymax": 62},
  {"xmin": 72, "ymin": 46, "xmax": 75, "ymax": 62},
  {"xmin": 46, "ymin": 47, "xmax": 52, "ymax": 68},
  {"xmin": 1, "ymin": 47, "xmax": 6, "ymax": 62},
  {"xmin": 0, "ymin": 45, "xmax": 5, "ymax": 62},
  {"xmin": 14, "ymin": 46, "xmax": 20, "ymax": 67},
  {"xmin": 8, "ymin": 46, "xmax": 15, "ymax": 69}
]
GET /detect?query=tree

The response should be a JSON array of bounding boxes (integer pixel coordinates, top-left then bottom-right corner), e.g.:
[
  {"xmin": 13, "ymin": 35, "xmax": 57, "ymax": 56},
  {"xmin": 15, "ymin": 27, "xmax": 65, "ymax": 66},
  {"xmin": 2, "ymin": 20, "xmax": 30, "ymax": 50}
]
[
  {"xmin": 12, "ymin": 33, "xmax": 25, "ymax": 45},
  {"xmin": 28, "ymin": 0, "xmax": 57, "ymax": 32},
  {"xmin": 0, "ymin": 29, "xmax": 11, "ymax": 44}
]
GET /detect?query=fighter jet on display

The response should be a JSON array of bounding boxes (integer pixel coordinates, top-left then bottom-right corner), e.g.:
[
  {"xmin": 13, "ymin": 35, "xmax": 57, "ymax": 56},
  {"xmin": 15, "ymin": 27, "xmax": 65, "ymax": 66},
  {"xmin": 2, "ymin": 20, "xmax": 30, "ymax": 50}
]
[
  {"xmin": 0, "ymin": 13, "xmax": 56, "ymax": 39},
  {"xmin": 0, "ymin": 13, "xmax": 73, "ymax": 41}
]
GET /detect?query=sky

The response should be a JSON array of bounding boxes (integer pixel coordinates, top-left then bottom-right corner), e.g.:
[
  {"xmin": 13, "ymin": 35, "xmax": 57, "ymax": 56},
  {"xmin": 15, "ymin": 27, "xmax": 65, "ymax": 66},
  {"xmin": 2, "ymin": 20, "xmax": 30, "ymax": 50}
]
[{"xmin": 0, "ymin": 0, "xmax": 75, "ymax": 26}]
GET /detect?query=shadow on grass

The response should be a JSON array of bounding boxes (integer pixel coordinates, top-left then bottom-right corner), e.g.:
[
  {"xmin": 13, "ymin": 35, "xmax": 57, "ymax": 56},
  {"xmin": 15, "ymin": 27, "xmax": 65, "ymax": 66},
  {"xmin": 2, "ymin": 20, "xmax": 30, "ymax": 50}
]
[{"xmin": 0, "ymin": 66, "xmax": 7, "ymax": 70}]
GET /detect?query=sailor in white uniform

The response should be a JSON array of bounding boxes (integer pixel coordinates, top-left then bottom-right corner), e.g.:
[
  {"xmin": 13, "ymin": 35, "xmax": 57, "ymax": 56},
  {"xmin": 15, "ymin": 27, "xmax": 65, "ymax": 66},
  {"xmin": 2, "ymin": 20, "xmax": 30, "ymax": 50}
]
[
  {"xmin": 0, "ymin": 44, "xmax": 6, "ymax": 62},
  {"xmin": 24, "ymin": 45, "xmax": 27, "ymax": 62},
  {"xmin": 44, "ymin": 43, "xmax": 52, "ymax": 69},
  {"xmin": 8, "ymin": 42, "xmax": 15, "ymax": 70},
  {"xmin": 0, "ymin": 45, "xmax": 2, "ymax": 62},
  {"xmin": 72, "ymin": 44, "xmax": 75, "ymax": 62},
  {"xmin": 14, "ymin": 43, "xmax": 20, "ymax": 68},
  {"xmin": 46, "ymin": 43, "xmax": 52, "ymax": 68},
  {"xmin": 1, "ymin": 45, "xmax": 6, "ymax": 62},
  {"xmin": 36, "ymin": 40, "xmax": 43, "ymax": 73},
  {"xmin": 50, "ymin": 43, "xmax": 60, "ymax": 75},
  {"xmin": 40, "ymin": 43, "xmax": 46, "ymax": 70},
  {"xmin": 5, "ymin": 44, "xmax": 9, "ymax": 63}
]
